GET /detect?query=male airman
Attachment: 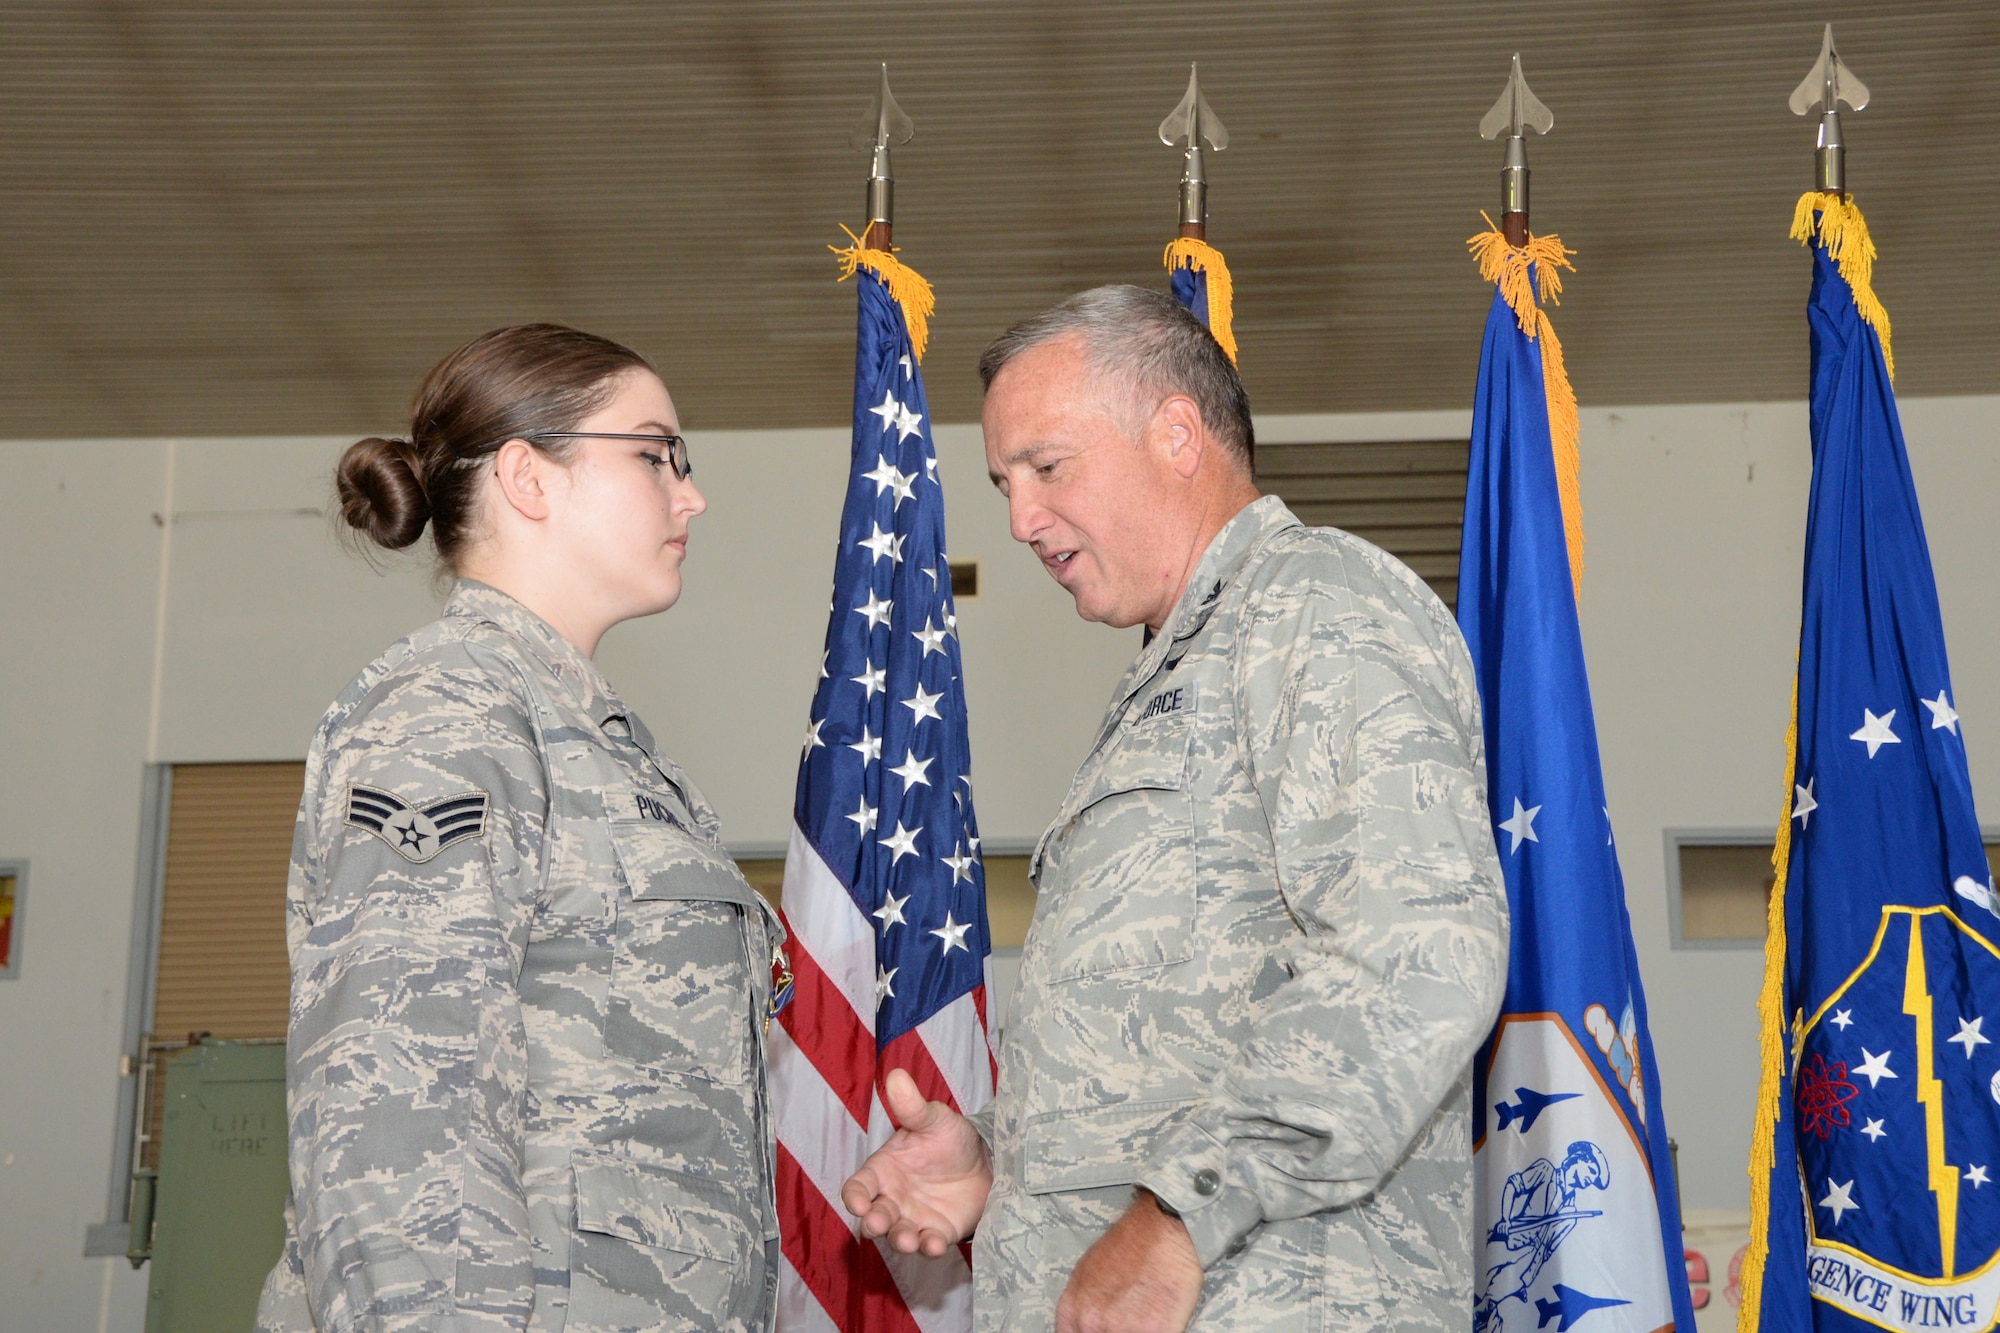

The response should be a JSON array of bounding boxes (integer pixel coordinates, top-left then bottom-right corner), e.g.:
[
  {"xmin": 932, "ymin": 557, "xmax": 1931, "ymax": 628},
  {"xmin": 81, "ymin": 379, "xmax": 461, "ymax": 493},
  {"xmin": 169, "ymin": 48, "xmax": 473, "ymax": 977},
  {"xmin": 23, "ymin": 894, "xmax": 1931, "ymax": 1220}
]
[{"xmin": 844, "ymin": 285, "xmax": 1510, "ymax": 1333}]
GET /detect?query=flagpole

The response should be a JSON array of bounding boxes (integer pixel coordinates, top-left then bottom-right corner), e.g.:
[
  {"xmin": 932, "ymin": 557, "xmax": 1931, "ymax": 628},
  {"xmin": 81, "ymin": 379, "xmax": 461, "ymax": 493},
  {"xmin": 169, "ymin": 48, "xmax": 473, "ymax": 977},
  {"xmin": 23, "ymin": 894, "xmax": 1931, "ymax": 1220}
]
[
  {"xmin": 1480, "ymin": 54, "xmax": 1551, "ymax": 246},
  {"xmin": 1468, "ymin": 54, "xmax": 1580, "ymax": 593},
  {"xmin": 1790, "ymin": 24, "xmax": 1869, "ymax": 200},
  {"xmin": 1174, "ymin": 68, "xmax": 1208, "ymax": 242},
  {"xmin": 1500, "ymin": 153, "xmax": 1528, "ymax": 249},
  {"xmin": 857, "ymin": 63, "xmax": 910, "ymax": 251},
  {"xmin": 1160, "ymin": 65, "xmax": 1238, "ymax": 361}
]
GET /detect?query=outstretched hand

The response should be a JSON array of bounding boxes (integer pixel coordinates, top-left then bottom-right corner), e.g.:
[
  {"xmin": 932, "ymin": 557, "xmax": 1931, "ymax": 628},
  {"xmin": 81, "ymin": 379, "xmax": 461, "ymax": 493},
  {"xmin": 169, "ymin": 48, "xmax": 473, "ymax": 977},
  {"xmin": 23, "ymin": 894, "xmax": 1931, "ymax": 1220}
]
[{"xmin": 841, "ymin": 1068, "xmax": 994, "ymax": 1258}]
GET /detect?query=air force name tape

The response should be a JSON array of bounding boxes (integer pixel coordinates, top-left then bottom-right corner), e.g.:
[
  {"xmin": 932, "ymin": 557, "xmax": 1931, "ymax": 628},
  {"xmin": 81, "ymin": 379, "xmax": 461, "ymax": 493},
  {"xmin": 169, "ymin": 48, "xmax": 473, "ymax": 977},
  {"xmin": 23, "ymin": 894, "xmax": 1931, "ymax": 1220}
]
[
  {"xmin": 346, "ymin": 785, "xmax": 490, "ymax": 863},
  {"xmin": 1137, "ymin": 681, "xmax": 1197, "ymax": 723}
]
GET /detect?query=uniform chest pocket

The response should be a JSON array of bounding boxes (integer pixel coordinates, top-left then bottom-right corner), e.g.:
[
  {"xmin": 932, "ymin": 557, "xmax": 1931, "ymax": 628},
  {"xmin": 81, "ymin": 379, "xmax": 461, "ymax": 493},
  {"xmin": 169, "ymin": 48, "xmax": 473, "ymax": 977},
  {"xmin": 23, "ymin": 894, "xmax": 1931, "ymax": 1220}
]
[
  {"xmin": 1042, "ymin": 720, "xmax": 1197, "ymax": 984},
  {"xmin": 606, "ymin": 819, "xmax": 770, "ymax": 1086}
]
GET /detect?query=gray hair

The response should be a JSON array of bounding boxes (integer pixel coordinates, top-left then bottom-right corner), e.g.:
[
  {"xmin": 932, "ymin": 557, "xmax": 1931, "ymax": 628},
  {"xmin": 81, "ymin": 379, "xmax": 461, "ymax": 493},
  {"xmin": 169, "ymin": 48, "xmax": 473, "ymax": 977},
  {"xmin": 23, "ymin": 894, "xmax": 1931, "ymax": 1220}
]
[{"xmin": 977, "ymin": 285, "xmax": 1253, "ymax": 468}]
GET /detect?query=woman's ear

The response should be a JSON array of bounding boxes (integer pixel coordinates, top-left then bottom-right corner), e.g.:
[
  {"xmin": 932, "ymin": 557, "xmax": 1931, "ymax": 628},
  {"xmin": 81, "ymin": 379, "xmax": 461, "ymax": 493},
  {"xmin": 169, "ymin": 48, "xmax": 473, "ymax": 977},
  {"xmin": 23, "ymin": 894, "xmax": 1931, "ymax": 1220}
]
[{"xmin": 491, "ymin": 439, "xmax": 554, "ymax": 521}]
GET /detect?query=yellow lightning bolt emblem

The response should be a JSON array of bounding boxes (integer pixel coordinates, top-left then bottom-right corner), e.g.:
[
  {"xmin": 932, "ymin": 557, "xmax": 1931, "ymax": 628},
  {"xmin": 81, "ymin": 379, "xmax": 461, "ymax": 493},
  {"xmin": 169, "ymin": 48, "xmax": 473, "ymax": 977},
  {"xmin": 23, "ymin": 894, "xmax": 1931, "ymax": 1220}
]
[{"xmin": 1904, "ymin": 913, "xmax": 1960, "ymax": 1276}]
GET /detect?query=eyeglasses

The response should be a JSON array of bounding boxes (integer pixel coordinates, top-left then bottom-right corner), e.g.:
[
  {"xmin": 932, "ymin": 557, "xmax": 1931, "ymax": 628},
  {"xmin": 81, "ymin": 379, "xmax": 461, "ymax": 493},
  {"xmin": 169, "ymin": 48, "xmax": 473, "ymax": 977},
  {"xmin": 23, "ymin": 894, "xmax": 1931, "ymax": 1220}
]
[{"xmin": 526, "ymin": 432, "xmax": 692, "ymax": 480}]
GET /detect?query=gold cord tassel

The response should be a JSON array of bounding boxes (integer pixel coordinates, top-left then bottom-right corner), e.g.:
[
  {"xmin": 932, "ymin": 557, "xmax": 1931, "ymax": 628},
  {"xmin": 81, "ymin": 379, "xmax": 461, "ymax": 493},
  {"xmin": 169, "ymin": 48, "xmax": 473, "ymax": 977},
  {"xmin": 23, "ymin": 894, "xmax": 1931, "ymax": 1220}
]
[
  {"xmin": 1163, "ymin": 236, "xmax": 1239, "ymax": 364},
  {"xmin": 1791, "ymin": 192, "xmax": 1894, "ymax": 379},
  {"xmin": 1468, "ymin": 219, "xmax": 1583, "ymax": 599},
  {"xmin": 832, "ymin": 225, "xmax": 936, "ymax": 364}
]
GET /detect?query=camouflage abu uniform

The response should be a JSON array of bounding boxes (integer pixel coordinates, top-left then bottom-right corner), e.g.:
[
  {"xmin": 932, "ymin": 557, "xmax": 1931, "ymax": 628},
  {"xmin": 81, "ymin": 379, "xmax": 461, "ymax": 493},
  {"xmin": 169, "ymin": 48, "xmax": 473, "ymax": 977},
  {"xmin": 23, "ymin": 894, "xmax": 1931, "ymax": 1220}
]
[
  {"xmin": 973, "ymin": 497, "xmax": 1509, "ymax": 1331},
  {"xmin": 256, "ymin": 581, "xmax": 782, "ymax": 1333}
]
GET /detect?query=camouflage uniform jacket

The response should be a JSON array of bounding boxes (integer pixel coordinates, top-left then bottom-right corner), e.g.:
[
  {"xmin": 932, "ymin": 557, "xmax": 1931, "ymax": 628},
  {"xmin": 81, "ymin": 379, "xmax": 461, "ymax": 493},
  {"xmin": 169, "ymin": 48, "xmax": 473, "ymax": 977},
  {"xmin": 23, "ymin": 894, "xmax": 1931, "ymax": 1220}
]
[
  {"xmin": 255, "ymin": 581, "xmax": 782, "ymax": 1333},
  {"xmin": 973, "ymin": 497, "xmax": 1509, "ymax": 1332}
]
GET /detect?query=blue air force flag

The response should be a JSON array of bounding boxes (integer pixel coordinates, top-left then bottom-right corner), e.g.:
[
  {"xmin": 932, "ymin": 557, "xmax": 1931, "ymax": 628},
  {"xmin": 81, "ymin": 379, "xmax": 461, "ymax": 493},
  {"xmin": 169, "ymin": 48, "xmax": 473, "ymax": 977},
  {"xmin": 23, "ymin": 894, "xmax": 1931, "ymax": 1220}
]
[
  {"xmin": 1168, "ymin": 256, "xmax": 1214, "ymax": 327},
  {"xmin": 1740, "ymin": 197, "xmax": 1995, "ymax": 1333},
  {"xmin": 1459, "ymin": 263, "xmax": 1696, "ymax": 1333}
]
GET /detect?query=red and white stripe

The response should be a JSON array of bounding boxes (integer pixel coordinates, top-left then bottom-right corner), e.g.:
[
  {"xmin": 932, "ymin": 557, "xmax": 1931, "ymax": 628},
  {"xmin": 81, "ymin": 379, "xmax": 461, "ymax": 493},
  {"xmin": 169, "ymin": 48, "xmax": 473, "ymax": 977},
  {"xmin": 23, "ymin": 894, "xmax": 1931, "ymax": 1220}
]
[{"xmin": 771, "ymin": 824, "xmax": 995, "ymax": 1332}]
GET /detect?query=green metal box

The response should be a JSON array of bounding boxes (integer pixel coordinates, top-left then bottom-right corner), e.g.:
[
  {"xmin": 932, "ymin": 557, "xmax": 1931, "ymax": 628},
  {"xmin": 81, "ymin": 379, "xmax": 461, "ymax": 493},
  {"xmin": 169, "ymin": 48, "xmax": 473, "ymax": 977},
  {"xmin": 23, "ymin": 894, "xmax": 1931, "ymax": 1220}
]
[{"xmin": 144, "ymin": 1041, "xmax": 288, "ymax": 1333}]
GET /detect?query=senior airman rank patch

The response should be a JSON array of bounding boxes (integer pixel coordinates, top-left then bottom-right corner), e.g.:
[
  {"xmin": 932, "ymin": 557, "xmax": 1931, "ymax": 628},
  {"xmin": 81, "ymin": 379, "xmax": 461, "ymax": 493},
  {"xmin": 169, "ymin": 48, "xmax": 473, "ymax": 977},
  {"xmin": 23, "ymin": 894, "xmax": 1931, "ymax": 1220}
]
[{"xmin": 346, "ymin": 785, "xmax": 489, "ymax": 863}]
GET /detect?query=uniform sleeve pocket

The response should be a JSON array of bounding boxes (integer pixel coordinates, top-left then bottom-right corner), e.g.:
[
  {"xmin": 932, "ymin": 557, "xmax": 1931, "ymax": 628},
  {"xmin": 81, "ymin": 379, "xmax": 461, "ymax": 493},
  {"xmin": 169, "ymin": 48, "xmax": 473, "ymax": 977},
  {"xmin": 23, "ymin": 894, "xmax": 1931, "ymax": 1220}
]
[
  {"xmin": 573, "ymin": 1152, "xmax": 752, "ymax": 1262},
  {"xmin": 1042, "ymin": 721, "xmax": 1198, "ymax": 983},
  {"xmin": 1022, "ymin": 1098, "xmax": 1197, "ymax": 1194},
  {"xmin": 570, "ymin": 1152, "xmax": 760, "ymax": 1327},
  {"xmin": 605, "ymin": 820, "xmax": 765, "ymax": 1085}
]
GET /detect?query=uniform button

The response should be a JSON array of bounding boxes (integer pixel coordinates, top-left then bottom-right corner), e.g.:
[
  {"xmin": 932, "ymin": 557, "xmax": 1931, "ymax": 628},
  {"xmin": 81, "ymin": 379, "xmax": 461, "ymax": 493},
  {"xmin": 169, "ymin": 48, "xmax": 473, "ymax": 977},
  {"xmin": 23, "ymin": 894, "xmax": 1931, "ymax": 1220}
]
[{"xmin": 1192, "ymin": 1168, "xmax": 1220, "ymax": 1196}]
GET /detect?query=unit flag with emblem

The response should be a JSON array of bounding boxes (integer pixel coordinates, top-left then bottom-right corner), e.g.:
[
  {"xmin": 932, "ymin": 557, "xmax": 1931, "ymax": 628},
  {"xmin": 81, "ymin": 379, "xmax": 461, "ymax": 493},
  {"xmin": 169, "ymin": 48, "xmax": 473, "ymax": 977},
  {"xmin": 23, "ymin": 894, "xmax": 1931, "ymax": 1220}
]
[
  {"xmin": 1737, "ymin": 194, "xmax": 1996, "ymax": 1333},
  {"xmin": 767, "ymin": 233, "xmax": 994, "ymax": 1333},
  {"xmin": 1458, "ymin": 220, "xmax": 1696, "ymax": 1333}
]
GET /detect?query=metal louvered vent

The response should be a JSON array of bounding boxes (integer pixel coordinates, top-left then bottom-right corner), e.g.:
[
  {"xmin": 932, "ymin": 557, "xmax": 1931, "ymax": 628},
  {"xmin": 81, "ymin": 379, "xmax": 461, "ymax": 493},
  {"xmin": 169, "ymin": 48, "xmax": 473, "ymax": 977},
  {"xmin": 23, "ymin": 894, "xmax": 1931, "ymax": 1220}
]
[
  {"xmin": 152, "ymin": 763, "xmax": 302, "ymax": 1044},
  {"xmin": 1256, "ymin": 440, "xmax": 1470, "ymax": 610},
  {"xmin": 127, "ymin": 763, "xmax": 301, "ymax": 1181}
]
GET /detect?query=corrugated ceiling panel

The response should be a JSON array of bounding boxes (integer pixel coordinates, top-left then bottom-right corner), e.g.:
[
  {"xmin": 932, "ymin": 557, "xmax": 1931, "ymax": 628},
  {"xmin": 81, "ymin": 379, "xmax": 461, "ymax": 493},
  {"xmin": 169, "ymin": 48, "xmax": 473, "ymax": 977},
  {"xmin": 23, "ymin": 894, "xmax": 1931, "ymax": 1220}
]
[{"xmin": 0, "ymin": 2, "xmax": 1991, "ymax": 438}]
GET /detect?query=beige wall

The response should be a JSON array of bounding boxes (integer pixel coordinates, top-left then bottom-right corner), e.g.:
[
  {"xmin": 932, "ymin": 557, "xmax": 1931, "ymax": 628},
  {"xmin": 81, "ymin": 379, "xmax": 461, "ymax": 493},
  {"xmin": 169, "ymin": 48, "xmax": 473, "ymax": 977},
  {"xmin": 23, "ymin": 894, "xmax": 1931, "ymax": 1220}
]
[
  {"xmin": 0, "ymin": 444, "xmax": 165, "ymax": 1331},
  {"xmin": 2, "ymin": 397, "xmax": 1995, "ymax": 1328},
  {"xmin": 148, "ymin": 427, "xmax": 1137, "ymax": 844}
]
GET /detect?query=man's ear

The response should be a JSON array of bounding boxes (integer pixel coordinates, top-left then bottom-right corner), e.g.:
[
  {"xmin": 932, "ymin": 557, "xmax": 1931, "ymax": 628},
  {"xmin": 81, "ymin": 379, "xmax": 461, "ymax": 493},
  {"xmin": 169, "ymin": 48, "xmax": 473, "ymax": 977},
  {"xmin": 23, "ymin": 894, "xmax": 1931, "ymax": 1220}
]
[
  {"xmin": 1157, "ymin": 395, "xmax": 1207, "ymax": 481},
  {"xmin": 492, "ymin": 440, "xmax": 554, "ymax": 521}
]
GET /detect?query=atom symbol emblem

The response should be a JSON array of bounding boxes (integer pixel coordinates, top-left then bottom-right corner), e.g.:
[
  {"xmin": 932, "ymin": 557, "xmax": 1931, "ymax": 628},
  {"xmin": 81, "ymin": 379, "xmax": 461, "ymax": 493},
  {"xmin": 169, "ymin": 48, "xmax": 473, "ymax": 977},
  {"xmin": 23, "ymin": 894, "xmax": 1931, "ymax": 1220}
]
[{"xmin": 1797, "ymin": 1051, "xmax": 1860, "ymax": 1140}]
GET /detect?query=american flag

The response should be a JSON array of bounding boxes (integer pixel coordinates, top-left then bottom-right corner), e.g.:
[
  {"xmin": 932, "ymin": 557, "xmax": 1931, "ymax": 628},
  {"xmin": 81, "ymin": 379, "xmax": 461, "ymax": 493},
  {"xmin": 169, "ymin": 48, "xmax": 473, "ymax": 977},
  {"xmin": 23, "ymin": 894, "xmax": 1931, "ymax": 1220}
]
[{"xmin": 770, "ymin": 252, "xmax": 993, "ymax": 1333}]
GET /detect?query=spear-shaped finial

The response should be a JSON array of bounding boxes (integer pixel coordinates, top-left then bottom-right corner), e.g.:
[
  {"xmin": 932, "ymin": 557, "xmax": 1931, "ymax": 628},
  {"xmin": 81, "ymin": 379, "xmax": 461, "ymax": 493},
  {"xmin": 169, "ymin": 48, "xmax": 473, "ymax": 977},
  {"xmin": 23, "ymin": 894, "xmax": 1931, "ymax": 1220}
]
[
  {"xmin": 1479, "ymin": 54, "xmax": 1553, "ymax": 247},
  {"xmin": 1790, "ymin": 25, "xmax": 1869, "ymax": 196},
  {"xmin": 849, "ymin": 64, "xmax": 914, "ymax": 249},
  {"xmin": 1159, "ymin": 63, "xmax": 1228, "ymax": 238}
]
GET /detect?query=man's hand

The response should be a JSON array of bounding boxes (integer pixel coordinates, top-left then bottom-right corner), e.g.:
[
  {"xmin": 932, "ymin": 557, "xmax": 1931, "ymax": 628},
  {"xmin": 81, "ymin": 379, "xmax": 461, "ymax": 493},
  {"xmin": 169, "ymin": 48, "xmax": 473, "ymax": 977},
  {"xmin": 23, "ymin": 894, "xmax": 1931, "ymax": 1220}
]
[
  {"xmin": 1055, "ymin": 1192, "xmax": 1204, "ymax": 1333},
  {"xmin": 841, "ymin": 1068, "xmax": 993, "ymax": 1257}
]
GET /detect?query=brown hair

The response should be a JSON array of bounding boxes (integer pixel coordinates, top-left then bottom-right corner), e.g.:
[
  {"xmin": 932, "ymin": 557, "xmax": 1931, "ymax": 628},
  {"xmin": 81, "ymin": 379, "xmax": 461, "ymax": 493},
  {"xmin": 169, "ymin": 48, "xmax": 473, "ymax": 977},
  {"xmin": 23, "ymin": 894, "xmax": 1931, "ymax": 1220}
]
[{"xmin": 337, "ymin": 323, "xmax": 656, "ymax": 565}]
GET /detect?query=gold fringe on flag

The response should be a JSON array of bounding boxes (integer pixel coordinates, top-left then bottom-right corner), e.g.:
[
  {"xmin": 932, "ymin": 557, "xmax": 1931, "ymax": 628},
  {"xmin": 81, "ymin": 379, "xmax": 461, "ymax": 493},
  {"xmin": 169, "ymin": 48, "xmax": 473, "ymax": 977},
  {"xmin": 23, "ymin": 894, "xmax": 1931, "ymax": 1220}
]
[
  {"xmin": 1790, "ymin": 192, "xmax": 1894, "ymax": 380},
  {"xmin": 832, "ymin": 225, "xmax": 935, "ymax": 364},
  {"xmin": 1467, "ymin": 219, "xmax": 1583, "ymax": 599},
  {"xmin": 1163, "ymin": 236, "xmax": 1238, "ymax": 364},
  {"xmin": 1738, "ymin": 673, "xmax": 1802, "ymax": 1333}
]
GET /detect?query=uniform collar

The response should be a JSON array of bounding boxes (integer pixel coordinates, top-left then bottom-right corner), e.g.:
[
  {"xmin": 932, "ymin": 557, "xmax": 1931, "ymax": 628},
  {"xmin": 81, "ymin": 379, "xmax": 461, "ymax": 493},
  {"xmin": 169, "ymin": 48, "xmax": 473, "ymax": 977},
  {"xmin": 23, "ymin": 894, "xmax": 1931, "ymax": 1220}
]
[
  {"xmin": 1111, "ymin": 495, "xmax": 1301, "ymax": 717},
  {"xmin": 1159, "ymin": 494, "xmax": 1298, "ymax": 645},
  {"xmin": 442, "ymin": 580, "xmax": 635, "ymax": 738}
]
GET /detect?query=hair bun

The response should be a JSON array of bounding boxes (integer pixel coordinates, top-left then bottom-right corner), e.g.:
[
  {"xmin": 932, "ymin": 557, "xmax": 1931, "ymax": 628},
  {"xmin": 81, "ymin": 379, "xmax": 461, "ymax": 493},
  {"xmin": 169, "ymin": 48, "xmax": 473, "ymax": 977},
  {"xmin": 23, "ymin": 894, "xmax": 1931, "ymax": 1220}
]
[{"xmin": 336, "ymin": 437, "xmax": 431, "ymax": 550}]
